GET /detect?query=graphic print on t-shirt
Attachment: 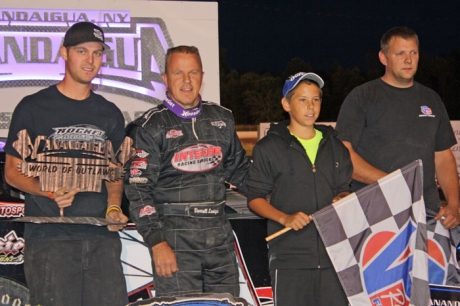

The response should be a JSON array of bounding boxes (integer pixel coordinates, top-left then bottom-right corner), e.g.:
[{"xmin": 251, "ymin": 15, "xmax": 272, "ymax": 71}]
[{"xmin": 12, "ymin": 125, "xmax": 133, "ymax": 192}]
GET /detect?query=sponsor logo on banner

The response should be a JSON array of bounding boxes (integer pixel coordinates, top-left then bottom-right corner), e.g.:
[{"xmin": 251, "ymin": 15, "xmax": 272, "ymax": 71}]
[
  {"xmin": 139, "ymin": 205, "xmax": 156, "ymax": 217},
  {"xmin": 0, "ymin": 202, "xmax": 25, "ymax": 218},
  {"xmin": 131, "ymin": 158, "xmax": 147, "ymax": 170},
  {"xmin": 362, "ymin": 222, "xmax": 416, "ymax": 306},
  {"xmin": 0, "ymin": 230, "xmax": 25, "ymax": 265},
  {"xmin": 172, "ymin": 144, "xmax": 223, "ymax": 172},
  {"xmin": 211, "ymin": 120, "xmax": 226, "ymax": 129},
  {"xmin": 430, "ymin": 285, "xmax": 460, "ymax": 304},
  {"xmin": 129, "ymin": 177, "xmax": 148, "ymax": 184},
  {"xmin": 166, "ymin": 129, "xmax": 183, "ymax": 139}
]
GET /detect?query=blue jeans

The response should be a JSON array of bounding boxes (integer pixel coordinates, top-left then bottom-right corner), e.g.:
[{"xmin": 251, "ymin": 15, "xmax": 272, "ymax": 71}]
[{"xmin": 25, "ymin": 238, "xmax": 128, "ymax": 306}]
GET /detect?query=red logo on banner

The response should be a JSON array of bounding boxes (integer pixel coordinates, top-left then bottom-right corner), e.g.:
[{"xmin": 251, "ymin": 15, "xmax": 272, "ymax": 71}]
[{"xmin": 0, "ymin": 202, "xmax": 25, "ymax": 218}]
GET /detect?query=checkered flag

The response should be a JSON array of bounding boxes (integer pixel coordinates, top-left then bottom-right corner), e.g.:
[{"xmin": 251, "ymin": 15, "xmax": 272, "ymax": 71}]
[
  {"xmin": 426, "ymin": 208, "xmax": 460, "ymax": 286},
  {"xmin": 313, "ymin": 160, "xmax": 429, "ymax": 306}
]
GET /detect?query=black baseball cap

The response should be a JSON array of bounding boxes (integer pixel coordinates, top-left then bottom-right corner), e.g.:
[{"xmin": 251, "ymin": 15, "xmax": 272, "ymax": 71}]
[{"xmin": 63, "ymin": 22, "xmax": 110, "ymax": 50}]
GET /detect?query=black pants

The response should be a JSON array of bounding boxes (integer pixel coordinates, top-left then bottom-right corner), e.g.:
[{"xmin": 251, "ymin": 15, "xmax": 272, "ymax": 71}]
[
  {"xmin": 25, "ymin": 238, "xmax": 128, "ymax": 306},
  {"xmin": 153, "ymin": 214, "xmax": 240, "ymax": 297},
  {"xmin": 271, "ymin": 268, "xmax": 348, "ymax": 306}
]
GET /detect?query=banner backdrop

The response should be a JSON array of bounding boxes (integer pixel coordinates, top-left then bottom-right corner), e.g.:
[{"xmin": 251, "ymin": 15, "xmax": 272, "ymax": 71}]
[{"xmin": 0, "ymin": 0, "xmax": 219, "ymax": 137}]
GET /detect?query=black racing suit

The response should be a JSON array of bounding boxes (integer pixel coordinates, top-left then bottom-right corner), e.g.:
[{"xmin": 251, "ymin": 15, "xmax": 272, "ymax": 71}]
[{"xmin": 124, "ymin": 101, "xmax": 250, "ymax": 296}]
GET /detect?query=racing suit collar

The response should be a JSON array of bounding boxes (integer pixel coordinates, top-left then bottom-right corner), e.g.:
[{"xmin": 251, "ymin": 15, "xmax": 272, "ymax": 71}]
[{"xmin": 163, "ymin": 94, "xmax": 203, "ymax": 119}]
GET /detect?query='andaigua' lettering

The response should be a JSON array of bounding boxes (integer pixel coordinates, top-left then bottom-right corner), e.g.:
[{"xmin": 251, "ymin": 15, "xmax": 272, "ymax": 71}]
[{"xmin": 0, "ymin": 9, "xmax": 129, "ymax": 23}]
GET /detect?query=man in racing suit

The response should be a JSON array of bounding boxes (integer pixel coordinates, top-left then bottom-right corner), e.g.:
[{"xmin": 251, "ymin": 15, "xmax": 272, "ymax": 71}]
[{"xmin": 124, "ymin": 45, "xmax": 251, "ymax": 297}]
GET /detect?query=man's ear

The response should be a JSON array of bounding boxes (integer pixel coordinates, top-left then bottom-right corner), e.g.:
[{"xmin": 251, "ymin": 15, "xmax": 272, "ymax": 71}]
[
  {"xmin": 378, "ymin": 50, "xmax": 387, "ymax": 66},
  {"xmin": 161, "ymin": 73, "xmax": 168, "ymax": 85},
  {"xmin": 281, "ymin": 97, "xmax": 290, "ymax": 112},
  {"xmin": 60, "ymin": 46, "xmax": 68, "ymax": 61}
]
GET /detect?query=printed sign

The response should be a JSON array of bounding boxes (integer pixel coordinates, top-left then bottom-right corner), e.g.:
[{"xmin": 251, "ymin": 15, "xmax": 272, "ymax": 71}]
[
  {"xmin": 0, "ymin": 202, "xmax": 24, "ymax": 218},
  {"xmin": 0, "ymin": 230, "xmax": 25, "ymax": 265},
  {"xmin": 0, "ymin": 2, "xmax": 220, "ymax": 136}
]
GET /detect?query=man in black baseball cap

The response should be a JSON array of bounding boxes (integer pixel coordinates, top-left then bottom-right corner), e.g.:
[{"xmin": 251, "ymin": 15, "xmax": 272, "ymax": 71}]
[
  {"xmin": 63, "ymin": 21, "xmax": 110, "ymax": 50},
  {"xmin": 58, "ymin": 21, "xmax": 110, "ymax": 88},
  {"xmin": 4, "ymin": 20, "xmax": 129, "ymax": 306}
]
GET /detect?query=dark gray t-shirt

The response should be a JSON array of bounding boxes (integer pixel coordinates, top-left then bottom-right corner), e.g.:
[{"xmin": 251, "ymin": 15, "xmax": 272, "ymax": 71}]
[
  {"xmin": 5, "ymin": 85, "xmax": 126, "ymax": 241},
  {"xmin": 336, "ymin": 79, "xmax": 456, "ymax": 211}
]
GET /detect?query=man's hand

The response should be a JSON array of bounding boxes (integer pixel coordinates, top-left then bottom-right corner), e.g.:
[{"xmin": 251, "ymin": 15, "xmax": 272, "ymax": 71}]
[
  {"xmin": 435, "ymin": 205, "xmax": 460, "ymax": 229},
  {"xmin": 280, "ymin": 212, "xmax": 312, "ymax": 231},
  {"xmin": 434, "ymin": 149, "xmax": 460, "ymax": 230},
  {"xmin": 106, "ymin": 210, "xmax": 128, "ymax": 231},
  {"xmin": 52, "ymin": 187, "xmax": 80, "ymax": 209},
  {"xmin": 152, "ymin": 242, "xmax": 178, "ymax": 278},
  {"xmin": 332, "ymin": 191, "xmax": 351, "ymax": 203}
]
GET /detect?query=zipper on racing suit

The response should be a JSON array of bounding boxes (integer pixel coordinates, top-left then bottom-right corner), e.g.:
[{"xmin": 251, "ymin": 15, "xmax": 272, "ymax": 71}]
[{"xmin": 192, "ymin": 118, "xmax": 199, "ymax": 140}]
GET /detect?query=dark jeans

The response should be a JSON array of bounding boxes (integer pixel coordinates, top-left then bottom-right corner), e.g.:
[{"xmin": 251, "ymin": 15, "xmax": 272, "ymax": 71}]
[
  {"xmin": 153, "ymin": 215, "xmax": 240, "ymax": 297},
  {"xmin": 25, "ymin": 238, "xmax": 128, "ymax": 306},
  {"xmin": 271, "ymin": 268, "xmax": 348, "ymax": 306}
]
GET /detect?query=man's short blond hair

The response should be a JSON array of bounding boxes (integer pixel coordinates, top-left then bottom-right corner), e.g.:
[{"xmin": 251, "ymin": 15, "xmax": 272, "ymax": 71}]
[{"xmin": 164, "ymin": 45, "xmax": 202, "ymax": 74}]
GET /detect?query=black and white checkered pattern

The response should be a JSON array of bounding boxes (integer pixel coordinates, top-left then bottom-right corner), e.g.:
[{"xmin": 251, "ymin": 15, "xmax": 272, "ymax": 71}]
[
  {"xmin": 313, "ymin": 160, "xmax": 429, "ymax": 306},
  {"xmin": 207, "ymin": 154, "xmax": 222, "ymax": 167},
  {"xmin": 426, "ymin": 208, "xmax": 460, "ymax": 286}
]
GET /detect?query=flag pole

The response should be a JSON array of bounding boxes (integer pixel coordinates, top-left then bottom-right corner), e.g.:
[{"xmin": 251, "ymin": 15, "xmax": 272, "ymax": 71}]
[
  {"xmin": 265, "ymin": 227, "xmax": 292, "ymax": 242},
  {"xmin": 265, "ymin": 214, "xmax": 313, "ymax": 242}
]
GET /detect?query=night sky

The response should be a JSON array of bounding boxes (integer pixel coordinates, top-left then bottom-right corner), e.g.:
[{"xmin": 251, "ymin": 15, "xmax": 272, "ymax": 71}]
[{"xmin": 207, "ymin": 0, "xmax": 460, "ymax": 72}]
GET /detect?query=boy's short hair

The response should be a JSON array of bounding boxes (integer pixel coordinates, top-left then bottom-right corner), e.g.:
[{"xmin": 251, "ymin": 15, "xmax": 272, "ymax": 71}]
[{"xmin": 283, "ymin": 72, "xmax": 324, "ymax": 100}]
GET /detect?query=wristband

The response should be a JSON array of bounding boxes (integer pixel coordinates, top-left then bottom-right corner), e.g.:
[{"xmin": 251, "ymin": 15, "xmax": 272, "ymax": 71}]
[
  {"xmin": 47, "ymin": 191, "xmax": 54, "ymax": 200},
  {"xmin": 106, "ymin": 205, "xmax": 122, "ymax": 218}
]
